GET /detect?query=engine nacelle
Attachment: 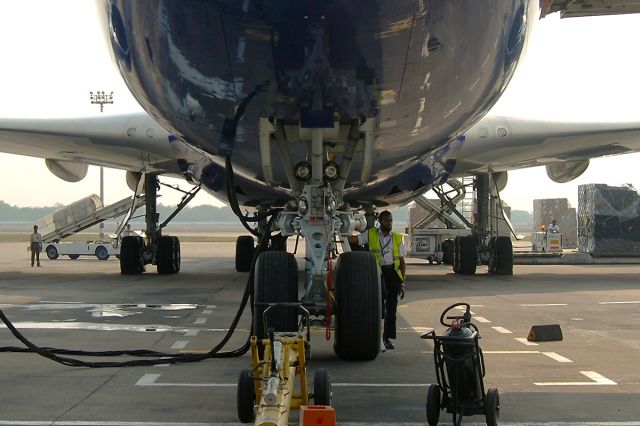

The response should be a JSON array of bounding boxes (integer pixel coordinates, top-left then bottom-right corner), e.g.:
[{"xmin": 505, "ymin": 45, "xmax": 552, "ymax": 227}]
[
  {"xmin": 45, "ymin": 159, "xmax": 88, "ymax": 182},
  {"xmin": 126, "ymin": 171, "xmax": 145, "ymax": 192},
  {"xmin": 545, "ymin": 160, "xmax": 590, "ymax": 183}
]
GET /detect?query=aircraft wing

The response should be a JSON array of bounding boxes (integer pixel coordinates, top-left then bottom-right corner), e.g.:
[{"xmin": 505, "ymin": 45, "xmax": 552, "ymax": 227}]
[
  {"xmin": 453, "ymin": 114, "xmax": 640, "ymax": 182},
  {"xmin": 0, "ymin": 113, "xmax": 181, "ymax": 177}
]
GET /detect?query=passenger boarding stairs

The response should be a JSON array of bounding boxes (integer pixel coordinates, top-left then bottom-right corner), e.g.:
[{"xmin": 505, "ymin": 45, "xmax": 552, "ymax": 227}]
[
  {"xmin": 39, "ymin": 195, "xmax": 145, "ymax": 243},
  {"xmin": 413, "ymin": 178, "xmax": 475, "ymax": 230}
]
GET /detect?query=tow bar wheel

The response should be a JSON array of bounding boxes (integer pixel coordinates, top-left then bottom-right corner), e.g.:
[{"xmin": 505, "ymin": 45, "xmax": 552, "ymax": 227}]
[
  {"xmin": 426, "ymin": 383, "xmax": 441, "ymax": 426},
  {"xmin": 484, "ymin": 387, "xmax": 500, "ymax": 426},
  {"xmin": 237, "ymin": 369, "xmax": 256, "ymax": 423},
  {"xmin": 313, "ymin": 368, "xmax": 332, "ymax": 406}
]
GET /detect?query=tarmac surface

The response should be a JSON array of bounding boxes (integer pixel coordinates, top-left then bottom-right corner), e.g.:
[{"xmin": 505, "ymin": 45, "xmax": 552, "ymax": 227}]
[{"xmin": 0, "ymin": 241, "xmax": 639, "ymax": 425}]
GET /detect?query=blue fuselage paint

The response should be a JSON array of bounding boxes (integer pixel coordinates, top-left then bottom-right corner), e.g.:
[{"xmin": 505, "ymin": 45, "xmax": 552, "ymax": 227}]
[{"xmin": 99, "ymin": 0, "xmax": 536, "ymax": 208}]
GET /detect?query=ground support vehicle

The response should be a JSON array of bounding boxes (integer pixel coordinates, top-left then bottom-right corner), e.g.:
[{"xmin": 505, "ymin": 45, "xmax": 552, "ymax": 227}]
[
  {"xmin": 45, "ymin": 239, "xmax": 119, "ymax": 261},
  {"xmin": 237, "ymin": 303, "xmax": 334, "ymax": 425},
  {"xmin": 532, "ymin": 231, "xmax": 563, "ymax": 253},
  {"xmin": 409, "ymin": 228, "xmax": 471, "ymax": 264},
  {"xmin": 421, "ymin": 303, "xmax": 499, "ymax": 426}
]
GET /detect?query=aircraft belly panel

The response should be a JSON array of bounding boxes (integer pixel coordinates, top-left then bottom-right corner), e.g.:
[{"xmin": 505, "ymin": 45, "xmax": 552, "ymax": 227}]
[{"xmin": 103, "ymin": 0, "xmax": 534, "ymax": 206}]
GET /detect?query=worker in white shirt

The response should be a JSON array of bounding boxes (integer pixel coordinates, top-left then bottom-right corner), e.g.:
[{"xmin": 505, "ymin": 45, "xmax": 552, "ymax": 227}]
[
  {"xmin": 348, "ymin": 210, "xmax": 406, "ymax": 351},
  {"xmin": 30, "ymin": 225, "xmax": 42, "ymax": 267},
  {"xmin": 547, "ymin": 219, "xmax": 560, "ymax": 233}
]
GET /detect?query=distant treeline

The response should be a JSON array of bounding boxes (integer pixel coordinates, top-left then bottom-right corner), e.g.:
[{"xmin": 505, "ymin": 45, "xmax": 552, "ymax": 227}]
[
  {"xmin": 0, "ymin": 200, "xmax": 239, "ymax": 223},
  {"xmin": 0, "ymin": 200, "xmax": 532, "ymax": 227},
  {"xmin": 0, "ymin": 200, "xmax": 412, "ymax": 224}
]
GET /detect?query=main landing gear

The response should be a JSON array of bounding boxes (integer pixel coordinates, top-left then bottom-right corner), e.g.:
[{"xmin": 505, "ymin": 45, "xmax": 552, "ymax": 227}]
[
  {"xmin": 119, "ymin": 173, "xmax": 199, "ymax": 275},
  {"xmin": 439, "ymin": 174, "xmax": 515, "ymax": 276}
]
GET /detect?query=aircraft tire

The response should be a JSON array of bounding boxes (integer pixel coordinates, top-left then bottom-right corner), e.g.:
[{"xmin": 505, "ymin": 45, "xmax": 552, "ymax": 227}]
[
  {"xmin": 235, "ymin": 236, "xmax": 254, "ymax": 272},
  {"xmin": 493, "ymin": 236, "xmax": 513, "ymax": 275},
  {"xmin": 46, "ymin": 245, "xmax": 59, "ymax": 260},
  {"xmin": 488, "ymin": 237, "xmax": 497, "ymax": 273},
  {"xmin": 236, "ymin": 369, "xmax": 256, "ymax": 423},
  {"xmin": 120, "ymin": 236, "xmax": 143, "ymax": 275},
  {"xmin": 442, "ymin": 239, "xmax": 454, "ymax": 265},
  {"xmin": 157, "ymin": 236, "xmax": 179, "ymax": 274},
  {"xmin": 172, "ymin": 236, "xmax": 181, "ymax": 273},
  {"xmin": 253, "ymin": 251, "xmax": 298, "ymax": 342},
  {"xmin": 313, "ymin": 368, "xmax": 332, "ymax": 406},
  {"xmin": 458, "ymin": 236, "xmax": 477, "ymax": 275},
  {"xmin": 334, "ymin": 251, "xmax": 381, "ymax": 361}
]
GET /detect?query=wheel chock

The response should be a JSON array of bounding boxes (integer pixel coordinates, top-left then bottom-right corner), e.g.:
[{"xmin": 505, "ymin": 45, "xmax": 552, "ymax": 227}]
[
  {"xmin": 527, "ymin": 324, "xmax": 563, "ymax": 342},
  {"xmin": 299, "ymin": 405, "xmax": 336, "ymax": 426}
]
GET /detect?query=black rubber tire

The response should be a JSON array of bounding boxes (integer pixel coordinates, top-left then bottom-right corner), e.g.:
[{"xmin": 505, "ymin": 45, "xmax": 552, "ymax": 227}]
[
  {"xmin": 235, "ymin": 236, "xmax": 254, "ymax": 272},
  {"xmin": 236, "ymin": 369, "xmax": 256, "ymax": 423},
  {"xmin": 172, "ymin": 236, "xmax": 181, "ymax": 273},
  {"xmin": 485, "ymin": 388, "xmax": 500, "ymax": 426},
  {"xmin": 426, "ymin": 384, "xmax": 441, "ymax": 426},
  {"xmin": 334, "ymin": 251, "xmax": 381, "ymax": 361},
  {"xmin": 253, "ymin": 251, "xmax": 299, "ymax": 341},
  {"xmin": 120, "ymin": 236, "xmax": 143, "ymax": 275},
  {"xmin": 157, "ymin": 236, "xmax": 179, "ymax": 274},
  {"xmin": 456, "ymin": 235, "xmax": 477, "ymax": 275},
  {"xmin": 493, "ymin": 236, "xmax": 513, "ymax": 276},
  {"xmin": 95, "ymin": 245, "xmax": 110, "ymax": 261},
  {"xmin": 442, "ymin": 239, "xmax": 454, "ymax": 265},
  {"xmin": 452, "ymin": 237, "xmax": 461, "ymax": 273},
  {"xmin": 313, "ymin": 368, "xmax": 332, "ymax": 406},
  {"xmin": 68, "ymin": 254, "xmax": 80, "ymax": 260},
  {"xmin": 46, "ymin": 245, "xmax": 59, "ymax": 260}
]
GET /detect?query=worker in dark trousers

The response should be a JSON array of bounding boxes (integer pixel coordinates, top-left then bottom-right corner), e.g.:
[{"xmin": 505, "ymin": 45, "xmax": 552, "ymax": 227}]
[
  {"xmin": 349, "ymin": 210, "xmax": 406, "ymax": 350},
  {"xmin": 30, "ymin": 224, "xmax": 42, "ymax": 267}
]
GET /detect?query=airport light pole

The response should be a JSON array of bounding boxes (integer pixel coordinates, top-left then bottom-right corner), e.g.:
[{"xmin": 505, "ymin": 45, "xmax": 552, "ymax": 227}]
[{"xmin": 90, "ymin": 91, "xmax": 114, "ymax": 240}]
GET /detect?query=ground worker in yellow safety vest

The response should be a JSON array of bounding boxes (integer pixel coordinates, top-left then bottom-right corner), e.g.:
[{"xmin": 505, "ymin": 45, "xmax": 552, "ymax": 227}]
[{"xmin": 348, "ymin": 210, "xmax": 406, "ymax": 351}]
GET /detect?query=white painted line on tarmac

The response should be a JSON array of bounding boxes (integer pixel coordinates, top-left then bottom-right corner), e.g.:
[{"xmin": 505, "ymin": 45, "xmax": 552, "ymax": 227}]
[
  {"xmin": 135, "ymin": 374, "xmax": 235, "ymax": 387},
  {"xmin": 515, "ymin": 337, "xmax": 539, "ymax": 346},
  {"xmin": 184, "ymin": 329, "xmax": 199, "ymax": 337},
  {"xmin": 483, "ymin": 350, "xmax": 540, "ymax": 354},
  {"xmin": 542, "ymin": 352, "xmax": 573, "ymax": 363},
  {"xmin": 171, "ymin": 341, "xmax": 188, "ymax": 350},
  {"xmin": 0, "ymin": 422, "xmax": 636, "ymax": 425},
  {"xmin": 535, "ymin": 371, "xmax": 617, "ymax": 386},
  {"xmin": 194, "ymin": 318, "xmax": 207, "ymax": 325},
  {"xmin": 136, "ymin": 375, "xmax": 429, "ymax": 388},
  {"xmin": 399, "ymin": 326, "xmax": 434, "ymax": 332},
  {"xmin": 474, "ymin": 316, "xmax": 491, "ymax": 323},
  {"xmin": 492, "ymin": 326, "xmax": 512, "ymax": 334},
  {"xmin": 599, "ymin": 301, "xmax": 640, "ymax": 304},
  {"xmin": 202, "ymin": 309, "xmax": 213, "ymax": 315},
  {"xmin": 520, "ymin": 303, "xmax": 567, "ymax": 307}
]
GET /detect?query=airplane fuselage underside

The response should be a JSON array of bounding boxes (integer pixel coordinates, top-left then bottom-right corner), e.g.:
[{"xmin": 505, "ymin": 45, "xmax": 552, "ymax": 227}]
[{"xmin": 102, "ymin": 0, "xmax": 534, "ymax": 208}]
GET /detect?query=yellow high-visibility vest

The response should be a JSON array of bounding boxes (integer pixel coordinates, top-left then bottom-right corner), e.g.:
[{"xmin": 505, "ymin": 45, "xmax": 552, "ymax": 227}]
[{"xmin": 368, "ymin": 228, "xmax": 403, "ymax": 280}]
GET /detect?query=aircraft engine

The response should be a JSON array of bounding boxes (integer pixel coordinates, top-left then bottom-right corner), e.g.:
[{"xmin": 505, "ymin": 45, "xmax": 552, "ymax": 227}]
[
  {"xmin": 492, "ymin": 171, "xmax": 508, "ymax": 193},
  {"xmin": 545, "ymin": 160, "xmax": 590, "ymax": 183},
  {"xmin": 126, "ymin": 171, "xmax": 144, "ymax": 192},
  {"xmin": 45, "ymin": 159, "xmax": 88, "ymax": 182}
]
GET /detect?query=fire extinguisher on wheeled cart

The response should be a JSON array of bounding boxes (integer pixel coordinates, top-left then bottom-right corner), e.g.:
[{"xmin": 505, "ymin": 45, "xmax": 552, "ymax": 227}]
[{"xmin": 421, "ymin": 302, "xmax": 499, "ymax": 426}]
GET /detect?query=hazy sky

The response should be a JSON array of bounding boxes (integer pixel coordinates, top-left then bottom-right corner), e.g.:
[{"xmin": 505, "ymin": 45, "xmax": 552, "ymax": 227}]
[{"xmin": 1, "ymin": 2, "xmax": 640, "ymax": 212}]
